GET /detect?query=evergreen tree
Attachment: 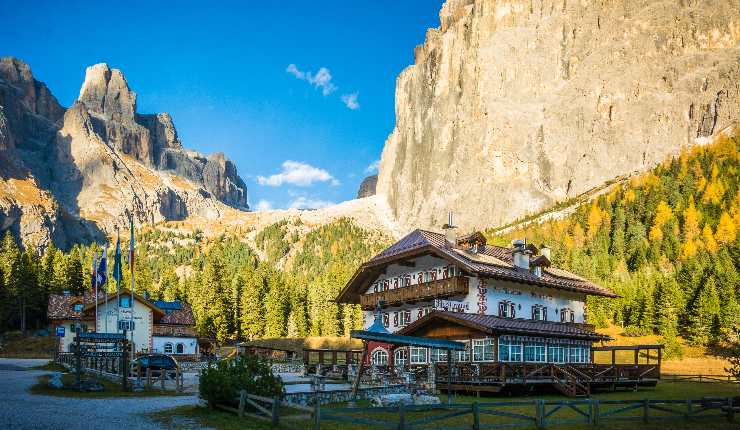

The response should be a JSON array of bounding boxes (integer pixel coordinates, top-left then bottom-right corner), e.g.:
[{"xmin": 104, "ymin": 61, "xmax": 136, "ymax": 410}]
[
  {"xmin": 263, "ymin": 268, "xmax": 288, "ymax": 338},
  {"xmin": 240, "ymin": 265, "xmax": 266, "ymax": 340},
  {"xmin": 687, "ymin": 277, "xmax": 721, "ymax": 345}
]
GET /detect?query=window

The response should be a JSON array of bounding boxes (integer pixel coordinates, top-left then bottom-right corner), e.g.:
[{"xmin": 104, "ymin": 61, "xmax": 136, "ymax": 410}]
[
  {"xmin": 410, "ymin": 347, "xmax": 427, "ymax": 364},
  {"xmin": 73, "ymin": 303, "xmax": 83, "ymax": 313},
  {"xmin": 457, "ymin": 341, "xmax": 470, "ymax": 362},
  {"xmin": 176, "ymin": 343, "xmax": 184, "ymax": 354},
  {"xmin": 400, "ymin": 310, "xmax": 411, "ymax": 326},
  {"xmin": 371, "ymin": 348, "xmax": 388, "ymax": 365},
  {"xmin": 119, "ymin": 296, "xmax": 132, "ymax": 308},
  {"xmin": 570, "ymin": 312, "xmax": 575, "ymax": 323},
  {"xmin": 164, "ymin": 343, "xmax": 173, "ymax": 354},
  {"xmin": 393, "ymin": 312, "xmax": 398, "ymax": 327},
  {"xmin": 118, "ymin": 320, "xmax": 135, "ymax": 331},
  {"xmin": 394, "ymin": 348, "xmax": 408, "ymax": 366},
  {"xmin": 498, "ymin": 301, "xmax": 515, "ymax": 318},
  {"xmin": 473, "ymin": 338, "xmax": 494, "ymax": 362},
  {"xmin": 568, "ymin": 346, "xmax": 589, "ymax": 363},
  {"xmin": 531, "ymin": 305, "xmax": 547, "ymax": 321},
  {"xmin": 524, "ymin": 342, "xmax": 546, "ymax": 362},
  {"xmin": 498, "ymin": 337, "xmax": 522, "ymax": 362},
  {"xmin": 548, "ymin": 345, "xmax": 566, "ymax": 363},
  {"xmin": 429, "ymin": 348, "xmax": 448, "ymax": 363},
  {"xmin": 382, "ymin": 313, "xmax": 389, "ymax": 328}
]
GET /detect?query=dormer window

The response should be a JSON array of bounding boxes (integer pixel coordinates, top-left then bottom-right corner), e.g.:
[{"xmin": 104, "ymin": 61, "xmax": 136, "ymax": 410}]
[
  {"xmin": 498, "ymin": 301, "xmax": 516, "ymax": 318},
  {"xmin": 73, "ymin": 303, "xmax": 83, "ymax": 313},
  {"xmin": 119, "ymin": 296, "xmax": 132, "ymax": 308}
]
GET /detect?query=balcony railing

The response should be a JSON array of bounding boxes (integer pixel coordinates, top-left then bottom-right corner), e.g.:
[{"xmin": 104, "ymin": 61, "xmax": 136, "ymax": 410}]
[{"xmin": 360, "ymin": 276, "xmax": 469, "ymax": 310}]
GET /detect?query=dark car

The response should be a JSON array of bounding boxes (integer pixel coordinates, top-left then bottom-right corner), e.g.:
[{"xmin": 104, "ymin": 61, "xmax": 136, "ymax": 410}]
[{"xmin": 132, "ymin": 354, "xmax": 179, "ymax": 377}]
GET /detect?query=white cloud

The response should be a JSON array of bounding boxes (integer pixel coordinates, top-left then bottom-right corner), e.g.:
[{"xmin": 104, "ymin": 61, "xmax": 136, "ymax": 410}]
[
  {"xmin": 286, "ymin": 64, "xmax": 337, "ymax": 96},
  {"xmin": 364, "ymin": 159, "xmax": 380, "ymax": 174},
  {"xmin": 255, "ymin": 199, "xmax": 273, "ymax": 211},
  {"xmin": 289, "ymin": 196, "xmax": 335, "ymax": 210},
  {"xmin": 341, "ymin": 92, "xmax": 360, "ymax": 110},
  {"xmin": 257, "ymin": 160, "xmax": 339, "ymax": 187}
]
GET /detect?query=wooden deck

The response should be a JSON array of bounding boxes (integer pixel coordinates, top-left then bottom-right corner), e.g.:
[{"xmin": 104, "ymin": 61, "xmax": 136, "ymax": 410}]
[{"xmin": 435, "ymin": 362, "xmax": 660, "ymax": 397}]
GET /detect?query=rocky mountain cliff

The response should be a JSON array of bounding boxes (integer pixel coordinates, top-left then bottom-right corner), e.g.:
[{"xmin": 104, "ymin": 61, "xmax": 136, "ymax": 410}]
[
  {"xmin": 376, "ymin": 0, "xmax": 740, "ymax": 233},
  {"xmin": 356, "ymin": 175, "xmax": 377, "ymax": 198},
  {"xmin": 0, "ymin": 57, "xmax": 248, "ymax": 248}
]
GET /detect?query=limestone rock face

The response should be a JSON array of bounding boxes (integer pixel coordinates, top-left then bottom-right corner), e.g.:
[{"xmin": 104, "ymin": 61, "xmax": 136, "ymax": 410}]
[
  {"xmin": 0, "ymin": 58, "xmax": 249, "ymax": 248},
  {"xmin": 357, "ymin": 175, "xmax": 378, "ymax": 198},
  {"xmin": 376, "ymin": 0, "xmax": 740, "ymax": 232}
]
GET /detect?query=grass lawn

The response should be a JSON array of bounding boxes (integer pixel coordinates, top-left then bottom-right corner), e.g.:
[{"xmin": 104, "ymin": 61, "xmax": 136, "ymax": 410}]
[
  {"xmin": 150, "ymin": 381, "xmax": 740, "ymax": 430},
  {"xmin": 30, "ymin": 361, "xmax": 68, "ymax": 372},
  {"xmin": 30, "ymin": 372, "xmax": 190, "ymax": 398},
  {"xmin": 0, "ymin": 332, "xmax": 55, "ymax": 358}
]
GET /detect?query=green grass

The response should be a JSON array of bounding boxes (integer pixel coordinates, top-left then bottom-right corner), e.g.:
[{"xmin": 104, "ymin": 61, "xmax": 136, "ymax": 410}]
[
  {"xmin": 149, "ymin": 382, "xmax": 740, "ymax": 430},
  {"xmin": 30, "ymin": 373, "xmax": 190, "ymax": 398},
  {"xmin": 30, "ymin": 361, "xmax": 68, "ymax": 372}
]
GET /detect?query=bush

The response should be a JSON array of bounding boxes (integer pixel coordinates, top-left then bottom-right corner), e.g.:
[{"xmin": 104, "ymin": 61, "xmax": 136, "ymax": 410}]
[
  {"xmin": 199, "ymin": 355, "xmax": 284, "ymax": 407},
  {"xmin": 622, "ymin": 325, "xmax": 651, "ymax": 337}
]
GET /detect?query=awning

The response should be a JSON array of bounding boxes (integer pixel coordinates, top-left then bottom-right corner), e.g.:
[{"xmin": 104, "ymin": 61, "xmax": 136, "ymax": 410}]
[{"xmin": 350, "ymin": 330, "xmax": 465, "ymax": 350}]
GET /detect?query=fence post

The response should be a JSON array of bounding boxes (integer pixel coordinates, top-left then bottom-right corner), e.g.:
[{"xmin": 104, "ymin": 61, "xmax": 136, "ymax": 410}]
[
  {"xmin": 238, "ymin": 390, "xmax": 246, "ymax": 418},
  {"xmin": 160, "ymin": 369, "xmax": 165, "ymax": 390},
  {"xmin": 536, "ymin": 400, "xmax": 545, "ymax": 430},
  {"xmin": 728, "ymin": 397, "xmax": 735, "ymax": 423},
  {"xmin": 592, "ymin": 399, "xmax": 600, "ymax": 425},
  {"xmin": 472, "ymin": 402, "xmax": 480, "ymax": 430},
  {"xmin": 146, "ymin": 368, "xmax": 151, "ymax": 388},
  {"xmin": 643, "ymin": 399, "xmax": 649, "ymax": 423},
  {"xmin": 398, "ymin": 403, "xmax": 406, "ymax": 430},
  {"xmin": 686, "ymin": 399, "xmax": 692, "ymax": 418},
  {"xmin": 272, "ymin": 395, "xmax": 280, "ymax": 425},
  {"xmin": 313, "ymin": 398, "xmax": 321, "ymax": 430}
]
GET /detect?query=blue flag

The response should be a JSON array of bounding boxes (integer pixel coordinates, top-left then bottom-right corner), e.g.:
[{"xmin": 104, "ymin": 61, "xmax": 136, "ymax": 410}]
[
  {"xmin": 113, "ymin": 237, "xmax": 122, "ymax": 284},
  {"xmin": 96, "ymin": 247, "xmax": 107, "ymax": 287}
]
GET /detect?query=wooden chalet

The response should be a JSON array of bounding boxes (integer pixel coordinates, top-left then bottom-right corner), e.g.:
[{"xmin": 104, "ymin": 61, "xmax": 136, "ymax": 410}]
[{"xmin": 337, "ymin": 224, "xmax": 663, "ymax": 397}]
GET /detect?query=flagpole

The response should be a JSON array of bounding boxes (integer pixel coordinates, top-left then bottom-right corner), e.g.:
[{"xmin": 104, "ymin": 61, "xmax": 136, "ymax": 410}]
[
  {"xmin": 129, "ymin": 215, "xmax": 135, "ymax": 360},
  {"xmin": 103, "ymin": 245, "xmax": 108, "ymax": 333},
  {"xmin": 116, "ymin": 231, "xmax": 121, "ymax": 334},
  {"xmin": 93, "ymin": 251, "xmax": 98, "ymax": 333}
]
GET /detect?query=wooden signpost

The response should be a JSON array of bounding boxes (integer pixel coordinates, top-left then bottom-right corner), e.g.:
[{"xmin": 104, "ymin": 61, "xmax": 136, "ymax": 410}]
[{"xmin": 73, "ymin": 329, "xmax": 130, "ymax": 390}]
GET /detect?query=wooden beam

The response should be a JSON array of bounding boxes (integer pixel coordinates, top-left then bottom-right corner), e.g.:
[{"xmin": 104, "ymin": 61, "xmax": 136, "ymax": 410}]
[
  {"xmin": 350, "ymin": 341, "xmax": 369, "ymax": 405},
  {"xmin": 397, "ymin": 260, "xmax": 416, "ymax": 267}
]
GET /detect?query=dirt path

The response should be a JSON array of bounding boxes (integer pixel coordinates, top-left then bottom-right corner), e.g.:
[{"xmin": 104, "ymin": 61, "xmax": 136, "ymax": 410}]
[{"xmin": 0, "ymin": 358, "xmax": 202, "ymax": 429}]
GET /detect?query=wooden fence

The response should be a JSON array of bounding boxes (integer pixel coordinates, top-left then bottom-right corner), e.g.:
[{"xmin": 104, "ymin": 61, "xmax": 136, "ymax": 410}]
[
  {"xmin": 213, "ymin": 395, "xmax": 738, "ymax": 429},
  {"xmin": 662, "ymin": 374, "xmax": 740, "ymax": 384},
  {"xmin": 56, "ymin": 352, "xmax": 184, "ymax": 391}
]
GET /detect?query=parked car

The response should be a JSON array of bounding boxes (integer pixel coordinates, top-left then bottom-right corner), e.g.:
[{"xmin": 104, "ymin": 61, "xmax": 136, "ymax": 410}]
[{"xmin": 132, "ymin": 354, "xmax": 179, "ymax": 378}]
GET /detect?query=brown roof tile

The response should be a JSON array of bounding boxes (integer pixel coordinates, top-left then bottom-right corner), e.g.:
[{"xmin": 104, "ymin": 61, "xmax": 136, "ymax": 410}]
[{"xmin": 398, "ymin": 311, "xmax": 610, "ymax": 341}]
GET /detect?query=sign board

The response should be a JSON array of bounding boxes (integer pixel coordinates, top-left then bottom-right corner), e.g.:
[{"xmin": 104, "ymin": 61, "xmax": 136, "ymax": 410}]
[
  {"xmin": 78, "ymin": 332, "xmax": 126, "ymax": 342},
  {"xmin": 81, "ymin": 351, "xmax": 124, "ymax": 358},
  {"xmin": 55, "ymin": 326, "xmax": 65, "ymax": 337}
]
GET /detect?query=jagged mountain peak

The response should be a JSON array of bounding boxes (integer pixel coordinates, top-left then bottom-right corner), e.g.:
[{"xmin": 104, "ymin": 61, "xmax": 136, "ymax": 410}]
[{"xmin": 78, "ymin": 62, "xmax": 137, "ymax": 122}]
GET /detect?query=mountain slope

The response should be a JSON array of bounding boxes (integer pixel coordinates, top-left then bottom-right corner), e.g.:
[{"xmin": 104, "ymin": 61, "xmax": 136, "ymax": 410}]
[
  {"xmin": 0, "ymin": 57, "xmax": 249, "ymax": 248},
  {"xmin": 377, "ymin": 0, "xmax": 740, "ymax": 233},
  {"xmin": 488, "ymin": 130, "xmax": 740, "ymax": 350}
]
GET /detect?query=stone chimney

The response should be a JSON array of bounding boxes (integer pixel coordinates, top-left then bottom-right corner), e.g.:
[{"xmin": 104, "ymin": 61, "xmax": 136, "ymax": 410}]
[
  {"xmin": 540, "ymin": 244, "xmax": 551, "ymax": 260},
  {"xmin": 512, "ymin": 239, "xmax": 530, "ymax": 270},
  {"xmin": 442, "ymin": 212, "xmax": 457, "ymax": 245}
]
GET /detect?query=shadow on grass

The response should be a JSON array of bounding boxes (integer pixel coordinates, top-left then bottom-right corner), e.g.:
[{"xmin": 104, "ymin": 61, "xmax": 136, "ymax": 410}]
[{"xmin": 30, "ymin": 373, "xmax": 191, "ymax": 398}]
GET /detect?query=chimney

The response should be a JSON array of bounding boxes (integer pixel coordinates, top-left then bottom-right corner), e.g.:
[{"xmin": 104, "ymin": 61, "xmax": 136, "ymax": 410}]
[
  {"xmin": 442, "ymin": 212, "xmax": 457, "ymax": 245},
  {"xmin": 512, "ymin": 239, "xmax": 530, "ymax": 270},
  {"xmin": 540, "ymin": 244, "xmax": 551, "ymax": 260}
]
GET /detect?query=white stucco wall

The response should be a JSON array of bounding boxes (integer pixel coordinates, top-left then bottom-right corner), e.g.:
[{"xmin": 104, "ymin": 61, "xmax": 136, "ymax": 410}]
[
  {"xmin": 95, "ymin": 297, "xmax": 152, "ymax": 353},
  {"xmin": 152, "ymin": 336, "xmax": 198, "ymax": 355},
  {"xmin": 362, "ymin": 255, "xmax": 587, "ymax": 333}
]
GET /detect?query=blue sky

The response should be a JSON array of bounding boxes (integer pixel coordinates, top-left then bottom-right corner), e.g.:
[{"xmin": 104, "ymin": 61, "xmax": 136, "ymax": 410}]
[{"xmin": 1, "ymin": 0, "xmax": 445, "ymax": 210}]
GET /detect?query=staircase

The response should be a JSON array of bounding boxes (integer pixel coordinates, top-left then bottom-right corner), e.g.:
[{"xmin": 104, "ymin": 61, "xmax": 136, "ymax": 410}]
[{"xmin": 551, "ymin": 364, "xmax": 590, "ymax": 397}]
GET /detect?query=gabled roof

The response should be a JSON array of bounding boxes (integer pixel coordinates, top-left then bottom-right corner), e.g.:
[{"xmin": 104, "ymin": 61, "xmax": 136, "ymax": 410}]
[
  {"xmin": 336, "ymin": 229, "xmax": 616, "ymax": 304},
  {"xmin": 47, "ymin": 293, "xmax": 96, "ymax": 320},
  {"xmin": 398, "ymin": 311, "xmax": 610, "ymax": 341},
  {"xmin": 84, "ymin": 290, "xmax": 165, "ymax": 317},
  {"xmin": 158, "ymin": 302, "xmax": 196, "ymax": 325}
]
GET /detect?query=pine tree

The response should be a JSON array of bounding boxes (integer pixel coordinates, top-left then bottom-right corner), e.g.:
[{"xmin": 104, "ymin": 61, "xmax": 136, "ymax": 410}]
[
  {"xmin": 702, "ymin": 224, "xmax": 719, "ymax": 254},
  {"xmin": 240, "ymin": 265, "xmax": 266, "ymax": 340},
  {"xmin": 263, "ymin": 268, "xmax": 288, "ymax": 338},
  {"xmin": 687, "ymin": 277, "xmax": 721, "ymax": 345}
]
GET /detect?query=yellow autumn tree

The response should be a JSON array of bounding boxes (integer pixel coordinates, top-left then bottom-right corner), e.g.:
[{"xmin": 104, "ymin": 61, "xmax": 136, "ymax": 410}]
[
  {"xmin": 649, "ymin": 201, "xmax": 673, "ymax": 242},
  {"xmin": 587, "ymin": 201, "xmax": 604, "ymax": 239},
  {"xmin": 715, "ymin": 212, "xmax": 737, "ymax": 244},
  {"xmin": 682, "ymin": 196, "xmax": 701, "ymax": 241},
  {"xmin": 702, "ymin": 224, "xmax": 718, "ymax": 253}
]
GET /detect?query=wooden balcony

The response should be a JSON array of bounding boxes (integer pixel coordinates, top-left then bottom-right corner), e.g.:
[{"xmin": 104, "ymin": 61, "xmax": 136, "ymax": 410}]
[{"xmin": 360, "ymin": 276, "xmax": 469, "ymax": 310}]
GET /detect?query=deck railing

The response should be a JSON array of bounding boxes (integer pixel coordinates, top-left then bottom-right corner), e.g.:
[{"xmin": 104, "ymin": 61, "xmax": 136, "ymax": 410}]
[{"xmin": 360, "ymin": 276, "xmax": 469, "ymax": 309}]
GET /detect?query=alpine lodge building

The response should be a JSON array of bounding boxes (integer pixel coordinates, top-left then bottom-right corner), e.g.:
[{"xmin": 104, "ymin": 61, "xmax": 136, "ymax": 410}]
[{"xmin": 337, "ymin": 224, "xmax": 663, "ymax": 396}]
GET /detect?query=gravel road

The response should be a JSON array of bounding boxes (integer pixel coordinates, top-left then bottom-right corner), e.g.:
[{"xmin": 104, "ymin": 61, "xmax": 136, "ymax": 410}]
[{"xmin": 0, "ymin": 358, "xmax": 202, "ymax": 430}]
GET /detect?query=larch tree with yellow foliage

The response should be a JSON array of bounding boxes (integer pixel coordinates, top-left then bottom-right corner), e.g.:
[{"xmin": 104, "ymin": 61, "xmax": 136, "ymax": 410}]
[{"xmin": 715, "ymin": 212, "xmax": 737, "ymax": 244}]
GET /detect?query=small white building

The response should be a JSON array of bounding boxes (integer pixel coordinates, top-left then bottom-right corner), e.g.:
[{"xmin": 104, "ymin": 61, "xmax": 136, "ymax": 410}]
[{"xmin": 48, "ymin": 290, "xmax": 199, "ymax": 359}]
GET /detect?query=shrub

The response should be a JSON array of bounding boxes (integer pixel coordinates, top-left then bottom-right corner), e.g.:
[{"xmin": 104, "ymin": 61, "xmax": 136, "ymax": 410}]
[
  {"xmin": 199, "ymin": 355, "xmax": 283, "ymax": 407},
  {"xmin": 622, "ymin": 325, "xmax": 651, "ymax": 337}
]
